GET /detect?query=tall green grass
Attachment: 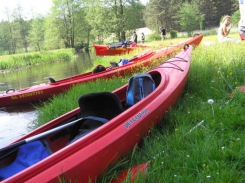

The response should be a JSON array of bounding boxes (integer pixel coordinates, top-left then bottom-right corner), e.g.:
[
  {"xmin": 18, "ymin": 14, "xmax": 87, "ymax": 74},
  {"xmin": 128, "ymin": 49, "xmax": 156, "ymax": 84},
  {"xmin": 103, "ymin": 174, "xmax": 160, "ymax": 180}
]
[
  {"xmin": 102, "ymin": 42, "xmax": 245, "ymax": 182},
  {"xmin": 0, "ymin": 49, "xmax": 74, "ymax": 70}
]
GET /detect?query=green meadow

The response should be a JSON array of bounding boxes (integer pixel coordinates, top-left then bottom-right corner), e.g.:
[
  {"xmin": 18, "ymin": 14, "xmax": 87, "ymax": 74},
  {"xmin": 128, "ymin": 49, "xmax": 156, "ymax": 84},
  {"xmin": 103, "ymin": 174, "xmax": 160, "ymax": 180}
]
[{"xmin": 20, "ymin": 33, "xmax": 245, "ymax": 182}]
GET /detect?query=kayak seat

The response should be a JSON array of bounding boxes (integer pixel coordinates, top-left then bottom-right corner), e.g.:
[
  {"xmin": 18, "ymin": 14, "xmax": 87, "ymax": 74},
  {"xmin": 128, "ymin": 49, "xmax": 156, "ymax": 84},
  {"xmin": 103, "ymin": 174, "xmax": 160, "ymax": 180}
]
[
  {"xmin": 48, "ymin": 77, "xmax": 56, "ymax": 83},
  {"xmin": 67, "ymin": 116, "xmax": 108, "ymax": 145},
  {"xmin": 68, "ymin": 92, "xmax": 124, "ymax": 143},
  {"xmin": 78, "ymin": 92, "xmax": 124, "ymax": 120},
  {"xmin": 110, "ymin": 61, "xmax": 119, "ymax": 68},
  {"xmin": 92, "ymin": 65, "xmax": 106, "ymax": 74}
]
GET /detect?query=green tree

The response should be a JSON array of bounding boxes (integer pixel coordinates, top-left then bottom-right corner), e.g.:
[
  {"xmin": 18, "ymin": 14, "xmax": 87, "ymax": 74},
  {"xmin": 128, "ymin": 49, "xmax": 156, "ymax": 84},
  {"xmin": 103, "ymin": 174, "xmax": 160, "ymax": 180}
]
[
  {"xmin": 49, "ymin": 0, "xmax": 81, "ymax": 48},
  {"xmin": 85, "ymin": 0, "xmax": 145, "ymax": 42},
  {"xmin": 231, "ymin": 10, "xmax": 240, "ymax": 25},
  {"xmin": 1, "ymin": 8, "xmax": 18, "ymax": 54},
  {"xmin": 72, "ymin": 7, "xmax": 92, "ymax": 48},
  {"xmin": 27, "ymin": 15, "xmax": 45, "ymax": 51},
  {"xmin": 144, "ymin": 0, "xmax": 181, "ymax": 32},
  {"xmin": 43, "ymin": 16, "xmax": 63, "ymax": 50},
  {"xmin": 179, "ymin": 1, "xmax": 204, "ymax": 36},
  {"xmin": 12, "ymin": 3, "xmax": 30, "ymax": 53}
]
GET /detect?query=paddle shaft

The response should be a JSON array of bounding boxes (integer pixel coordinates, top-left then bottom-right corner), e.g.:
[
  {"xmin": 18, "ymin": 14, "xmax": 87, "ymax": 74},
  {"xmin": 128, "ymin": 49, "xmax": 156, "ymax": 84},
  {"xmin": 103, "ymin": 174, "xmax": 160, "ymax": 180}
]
[{"xmin": 0, "ymin": 118, "xmax": 84, "ymax": 153}]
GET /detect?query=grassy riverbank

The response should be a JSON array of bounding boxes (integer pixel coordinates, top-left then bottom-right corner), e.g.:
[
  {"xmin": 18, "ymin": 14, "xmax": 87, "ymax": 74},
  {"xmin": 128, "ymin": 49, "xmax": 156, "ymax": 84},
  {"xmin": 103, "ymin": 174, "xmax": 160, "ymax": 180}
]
[
  {"xmin": 34, "ymin": 33, "xmax": 245, "ymax": 182},
  {"xmin": 102, "ymin": 38, "xmax": 245, "ymax": 182},
  {"xmin": 0, "ymin": 49, "xmax": 74, "ymax": 70}
]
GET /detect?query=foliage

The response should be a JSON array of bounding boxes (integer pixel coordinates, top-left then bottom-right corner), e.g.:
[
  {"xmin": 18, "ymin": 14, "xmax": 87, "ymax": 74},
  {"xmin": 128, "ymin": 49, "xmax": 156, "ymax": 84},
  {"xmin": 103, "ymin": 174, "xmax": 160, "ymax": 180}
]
[
  {"xmin": 179, "ymin": 1, "xmax": 204, "ymax": 37},
  {"xmin": 50, "ymin": 0, "xmax": 81, "ymax": 48},
  {"xmin": 231, "ymin": 10, "xmax": 240, "ymax": 25},
  {"xmin": 169, "ymin": 30, "xmax": 177, "ymax": 38},
  {"xmin": 43, "ymin": 16, "xmax": 64, "ymax": 50},
  {"xmin": 144, "ymin": 0, "xmax": 237, "ymax": 32},
  {"xmin": 27, "ymin": 15, "xmax": 45, "ymax": 51},
  {"xmin": 12, "ymin": 4, "xmax": 30, "ymax": 53},
  {"xmin": 85, "ymin": 0, "xmax": 145, "ymax": 43},
  {"xmin": 147, "ymin": 32, "xmax": 161, "ymax": 41},
  {"xmin": 0, "ymin": 49, "xmax": 74, "ymax": 70}
]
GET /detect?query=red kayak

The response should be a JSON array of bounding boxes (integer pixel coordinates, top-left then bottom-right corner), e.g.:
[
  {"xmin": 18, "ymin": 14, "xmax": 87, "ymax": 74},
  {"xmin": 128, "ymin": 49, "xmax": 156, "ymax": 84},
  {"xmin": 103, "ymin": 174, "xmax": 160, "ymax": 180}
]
[
  {"xmin": 0, "ymin": 34, "xmax": 203, "ymax": 107},
  {"xmin": 93, "ymin": 41, "xmax": 148, "ymax": 56},
  {"xmin": 0, "ymin": 45, "xmax": 193, "ymax": 182}
]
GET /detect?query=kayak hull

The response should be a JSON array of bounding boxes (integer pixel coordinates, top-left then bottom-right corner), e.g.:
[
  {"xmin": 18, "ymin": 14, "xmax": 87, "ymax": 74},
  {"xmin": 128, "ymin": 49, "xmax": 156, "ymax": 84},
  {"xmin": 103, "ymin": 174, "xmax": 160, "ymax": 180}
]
[{"xmin": 93, "ymin": 44, "xmax": 148, "ymax": 56}]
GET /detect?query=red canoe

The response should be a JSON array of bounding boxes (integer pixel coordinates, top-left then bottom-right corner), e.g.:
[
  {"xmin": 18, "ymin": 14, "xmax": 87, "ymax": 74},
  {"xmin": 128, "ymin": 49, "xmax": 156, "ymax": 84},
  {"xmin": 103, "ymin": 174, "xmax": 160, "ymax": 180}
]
[
  {"xmin": 0, "ymin": 45, "xmax": 193, "ymax": 182},
  {"xmin": 93, "ymin": 41, "xmax": 148, "ymax": 56},
  {"xmin": 0, "ymin": 34, "xmax": 203, "ymax": 107}
]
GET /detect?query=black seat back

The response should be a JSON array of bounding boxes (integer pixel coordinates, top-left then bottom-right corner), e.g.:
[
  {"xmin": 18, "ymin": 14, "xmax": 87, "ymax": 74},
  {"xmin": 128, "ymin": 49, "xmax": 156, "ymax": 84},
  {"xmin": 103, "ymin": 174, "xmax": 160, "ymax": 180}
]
[
  {"xmin": 68, "ymin": 92, "xmax": 124, "ymax": 143},
  {"xmin": 78, "ymin": 92, "xmax": 124, "ymax": 120}
]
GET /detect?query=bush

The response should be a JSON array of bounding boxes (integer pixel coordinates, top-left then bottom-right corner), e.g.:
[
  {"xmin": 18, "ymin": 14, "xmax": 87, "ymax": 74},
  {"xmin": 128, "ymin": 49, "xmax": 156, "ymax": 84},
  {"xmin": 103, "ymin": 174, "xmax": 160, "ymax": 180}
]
[
  {"xmin": 170, "ymin": 30, "xmax": 178, "ymax": 39},
  {"xmin": 203, "ymin": 29, "xmax": 217, "ymax": 36},
  {"xmin": 231, "ymin": 10, "xmax": 240, "ymax": 25},
  {"xmin": 147, "ymin": 32, "xmax": 161, "ymax": 41}
]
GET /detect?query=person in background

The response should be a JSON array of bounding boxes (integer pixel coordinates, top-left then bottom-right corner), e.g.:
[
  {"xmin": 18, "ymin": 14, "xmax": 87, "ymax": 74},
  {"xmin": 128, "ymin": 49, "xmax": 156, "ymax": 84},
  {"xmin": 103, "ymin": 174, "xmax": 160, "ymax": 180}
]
[
  {"xmin": 141, "ymin": 32, "xmax": 145, "ymax": 43},
  {"xmin": 239, "ymin": 0, "xmax": 245, "ymax": 39},
  {"xmin": 160, "ymin": 27, "xmax": 166, "ymax": 40},
  {"xmin": 217, "ymin": 15, "xmax": 240, "ymax": 42},
  {"xmin": 131, "ymin": 31, "xmax": 138, "ymax": 44}
]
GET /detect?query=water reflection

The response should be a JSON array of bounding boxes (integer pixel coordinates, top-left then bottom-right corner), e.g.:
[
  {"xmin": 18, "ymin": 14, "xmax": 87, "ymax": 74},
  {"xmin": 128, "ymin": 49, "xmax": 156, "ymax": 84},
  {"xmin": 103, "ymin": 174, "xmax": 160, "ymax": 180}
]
[
  {"xmin": 0, "ymin": 104, "xmax": 37, "ymax": 148},
  {"xmin": 0, "ymin": 52, "xmax": 95, "ymax": 147}
]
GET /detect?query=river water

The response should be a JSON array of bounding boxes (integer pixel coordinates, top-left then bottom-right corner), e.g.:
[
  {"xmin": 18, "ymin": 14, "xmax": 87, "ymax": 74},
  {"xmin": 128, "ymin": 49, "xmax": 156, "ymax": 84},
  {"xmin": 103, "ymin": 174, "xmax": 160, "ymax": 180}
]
[{"xmin": 0, "ymin": 52, "xmax": 95, "ymax": 148}]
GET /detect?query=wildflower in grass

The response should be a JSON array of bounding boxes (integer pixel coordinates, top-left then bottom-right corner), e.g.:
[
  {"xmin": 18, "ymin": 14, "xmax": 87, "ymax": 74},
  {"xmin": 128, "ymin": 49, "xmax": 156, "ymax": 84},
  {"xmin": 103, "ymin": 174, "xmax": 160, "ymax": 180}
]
[
  {"xmin": 208, "ymin": 99, "xmax": 215, "ymax": 120},
  {"xmin": 208, "ymin": 99, "xmax": 214, "ymax": 104},
  {"xmin": 222, "ymin": 146, "xmax": 225, "ymax": 150},
  {"xmin": 207, "ymin": 175, "xmax": 211, "ymax": 178},
  {"xmin": 217, "ymin": 68, "xmax": 233, "ymax": 90}
]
